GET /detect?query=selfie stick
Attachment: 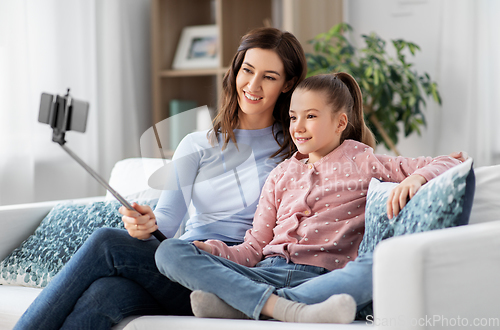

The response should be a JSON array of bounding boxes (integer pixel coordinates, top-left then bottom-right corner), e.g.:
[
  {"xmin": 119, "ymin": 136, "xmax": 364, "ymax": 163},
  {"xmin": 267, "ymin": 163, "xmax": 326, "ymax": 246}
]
[{"xmin": 49, "ymin": 90, "xmax": 167, "ymax": 242}]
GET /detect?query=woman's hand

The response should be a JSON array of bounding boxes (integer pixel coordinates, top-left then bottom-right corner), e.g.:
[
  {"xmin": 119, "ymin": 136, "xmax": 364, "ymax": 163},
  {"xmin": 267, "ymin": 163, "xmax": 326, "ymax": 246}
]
[
  {"xmin": 387, "ymin": 174, "xmax": 427, "ymax": 219},
  {"xmin": 449, "ymin": 151, "xmax": 469, "ymax": 162},
  {"xmin": 119, "ymin": 203, "xmax": 158, "ymax": 240},
  {"xmin": 193, "ymin": 241, "xmax": 213, "ymax": 254}
]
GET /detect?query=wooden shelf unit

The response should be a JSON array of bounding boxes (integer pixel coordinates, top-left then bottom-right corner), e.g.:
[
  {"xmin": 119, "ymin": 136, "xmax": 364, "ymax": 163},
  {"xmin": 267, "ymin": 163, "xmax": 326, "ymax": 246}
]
[{"xmin": 151, "ymin": 0, "xmax": 273, "ymax": 126}]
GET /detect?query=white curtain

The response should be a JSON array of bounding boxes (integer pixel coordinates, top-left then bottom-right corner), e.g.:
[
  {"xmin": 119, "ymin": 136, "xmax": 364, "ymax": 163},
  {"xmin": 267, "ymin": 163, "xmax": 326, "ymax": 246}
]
[
  {"xmin": 95, "ymin": 0, "xmax": 153, "ymax": 180},
  {"xmin": 0, "ymin": 0, "xmax": 152, "ymax": 206},
  {"xmin": 435, "ymin": 0, "xmax": 500, "ymax": 166}
]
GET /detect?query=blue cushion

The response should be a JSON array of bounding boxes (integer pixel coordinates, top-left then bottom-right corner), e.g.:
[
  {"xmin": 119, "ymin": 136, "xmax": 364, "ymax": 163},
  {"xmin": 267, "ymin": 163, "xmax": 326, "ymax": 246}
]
[
  {"xmin": 0, "ymin": 199, "xmax": 157, "ymax": 288},
  {"xmin": 358, "ymin": 159, "xmax": 475, "ymax": 254}
]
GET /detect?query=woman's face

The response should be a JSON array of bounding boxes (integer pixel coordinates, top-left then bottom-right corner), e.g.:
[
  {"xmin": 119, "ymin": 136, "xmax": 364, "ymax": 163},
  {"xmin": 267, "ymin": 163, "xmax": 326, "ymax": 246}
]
[
  {"xmin": 289, "ymin": 89, "xmax": 347, "ymax": 164},
  {"xmin": 236, "ymin": 48, "xmax": 291, "ymax": 130}
]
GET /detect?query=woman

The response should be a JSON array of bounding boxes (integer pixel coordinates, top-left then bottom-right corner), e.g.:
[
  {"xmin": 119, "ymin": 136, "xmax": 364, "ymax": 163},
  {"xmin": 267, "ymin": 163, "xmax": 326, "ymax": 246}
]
[{"xmin": 14, "ymin": 27, "xmax": 307, "ymax": 330}]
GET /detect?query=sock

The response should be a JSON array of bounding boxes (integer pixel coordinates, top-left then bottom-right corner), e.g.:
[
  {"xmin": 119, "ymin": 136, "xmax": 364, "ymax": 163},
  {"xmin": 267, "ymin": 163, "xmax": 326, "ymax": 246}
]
[
  {"xmin": 272, "ymin": 294, "xmax": 356, "ymax": 324},
  {"xmin": 190, "ymin": 290, "xmax": 250, "ymax": 319}
]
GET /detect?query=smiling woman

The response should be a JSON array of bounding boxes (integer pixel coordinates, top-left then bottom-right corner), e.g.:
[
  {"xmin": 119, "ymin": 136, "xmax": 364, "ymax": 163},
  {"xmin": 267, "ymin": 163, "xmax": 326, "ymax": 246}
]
[
  {"xmin": 211, "ymin": 27, "xmax": 307, "ymax": 159},
  {"xmin": 236, "ymin": 48, "xmax": 294, "ymax": 130}
]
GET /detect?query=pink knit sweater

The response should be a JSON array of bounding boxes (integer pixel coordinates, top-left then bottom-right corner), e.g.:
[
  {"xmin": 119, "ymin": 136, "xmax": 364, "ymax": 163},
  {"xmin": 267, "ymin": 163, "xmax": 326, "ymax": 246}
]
[{"xmin": 206, "ymin": 140, "xmax": 460, "ymax": 271}]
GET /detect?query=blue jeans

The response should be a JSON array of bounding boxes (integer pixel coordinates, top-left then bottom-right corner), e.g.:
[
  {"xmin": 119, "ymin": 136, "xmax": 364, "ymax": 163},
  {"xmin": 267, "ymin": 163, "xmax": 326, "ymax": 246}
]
[
  {"xmin": 277, "ymin": 252, "xmax": 373, "ymax": 317},
  {"xmin": 156, "ymin": 239, "xmax": 373, "ymax": 320},
  {"xmin": 14, "ymin": 228, "xmax": 192, "ymax": 330}
]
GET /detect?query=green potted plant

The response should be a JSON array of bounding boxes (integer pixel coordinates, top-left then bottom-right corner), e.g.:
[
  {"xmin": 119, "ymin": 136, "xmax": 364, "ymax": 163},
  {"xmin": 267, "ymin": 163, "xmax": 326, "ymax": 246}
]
[{"xmin": 306, "ymin": 23, "xmax": 441, "ymax": 155}]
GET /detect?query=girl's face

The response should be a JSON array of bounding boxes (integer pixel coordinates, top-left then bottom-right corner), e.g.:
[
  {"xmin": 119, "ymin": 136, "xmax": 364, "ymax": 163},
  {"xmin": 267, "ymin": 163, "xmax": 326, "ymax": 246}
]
[
  {"xmin": 236, "ymin": 48, "xmax": 292, "ymax": 129},
  {"xmin": 289, "ymin": 89, "xmax": 347, "ymax": 164}
]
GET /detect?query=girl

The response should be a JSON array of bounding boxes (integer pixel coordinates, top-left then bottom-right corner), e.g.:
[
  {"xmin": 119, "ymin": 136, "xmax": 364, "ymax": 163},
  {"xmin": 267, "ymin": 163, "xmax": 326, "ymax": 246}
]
[
  {"xmin": 15, "ymin": 27, "xmax": 307, "ymax": 330},
  {"xmin": 156, "ymin": 72, "xmax": 462, "ymax": 323}
]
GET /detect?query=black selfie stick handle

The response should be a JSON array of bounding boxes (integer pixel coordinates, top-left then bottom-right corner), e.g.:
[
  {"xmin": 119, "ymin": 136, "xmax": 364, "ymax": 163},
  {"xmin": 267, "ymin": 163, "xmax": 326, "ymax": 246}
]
[{"xmin": 60, "ymin": 144, "xmax": 167, "ymax": 242}]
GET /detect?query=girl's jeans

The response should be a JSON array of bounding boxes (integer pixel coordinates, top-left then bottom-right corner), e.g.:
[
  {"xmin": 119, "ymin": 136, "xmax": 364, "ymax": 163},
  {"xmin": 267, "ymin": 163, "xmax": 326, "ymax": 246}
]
[
  {"xmin": 14, "ymin": 228, "xmax": 192, "ymax": 330},
  {"xmin": 156, "ymin": 239, "xmax": 373, "ymax": 320}
]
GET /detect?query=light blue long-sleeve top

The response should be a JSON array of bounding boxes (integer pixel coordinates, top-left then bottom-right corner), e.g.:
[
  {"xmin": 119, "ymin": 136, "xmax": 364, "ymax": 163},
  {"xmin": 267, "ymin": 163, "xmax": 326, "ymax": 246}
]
[{"xmin": 153, "ymin": 126, "xmax": 284, "ymax": 242}]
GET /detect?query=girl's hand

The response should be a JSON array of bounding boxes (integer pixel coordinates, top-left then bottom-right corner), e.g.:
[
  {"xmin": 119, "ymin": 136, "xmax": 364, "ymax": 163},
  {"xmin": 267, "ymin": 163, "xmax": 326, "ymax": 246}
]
[
  {"xmin": 193, "ymin": 241, "xmax": 213, "ymax": 254},
  {"xmin": 119, "ymin": 203, "xmax": 158, "ymax": 240},
  {"xmin": 387, "ymin": 174, "xmax": 427, "ymax": 219}
]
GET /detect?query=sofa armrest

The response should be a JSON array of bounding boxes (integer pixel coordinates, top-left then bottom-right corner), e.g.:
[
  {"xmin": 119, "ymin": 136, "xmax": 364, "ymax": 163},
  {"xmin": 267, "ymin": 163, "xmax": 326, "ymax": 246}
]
[
  {"xmin": 0, "ymin": 197, "xmax": 105, "ymax": 261},
  {"xmin": 372, "ymin": 220, "xmax": 500, "ymax": 329}
]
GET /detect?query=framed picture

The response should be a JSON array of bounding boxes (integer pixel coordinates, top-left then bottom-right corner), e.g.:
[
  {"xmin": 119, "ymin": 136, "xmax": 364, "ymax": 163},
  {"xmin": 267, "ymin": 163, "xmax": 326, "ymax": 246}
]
[{"xmin": 172, "ymin": 25, "xmax": 219, "ymax": 70}]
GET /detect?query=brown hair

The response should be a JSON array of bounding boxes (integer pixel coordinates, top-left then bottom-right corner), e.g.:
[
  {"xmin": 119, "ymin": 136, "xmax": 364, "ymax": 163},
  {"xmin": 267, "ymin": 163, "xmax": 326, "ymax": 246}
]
[
  {"xmin": 209, "ymin": 27, "xmax": 307, "ymax": 159},
  {"xmin": 295, "ymin": 72, "xmax": 376, "ymax": 148}
]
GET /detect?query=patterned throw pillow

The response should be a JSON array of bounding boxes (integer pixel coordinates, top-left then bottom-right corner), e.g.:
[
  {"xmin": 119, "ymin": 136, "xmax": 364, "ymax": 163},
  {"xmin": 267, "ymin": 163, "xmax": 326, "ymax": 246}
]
[
  {"xmin": 0, "ymin": 199, "xmax": 157, "ymax": 288},
  {"xmin": 358, "ymin": 159, "xmax": 475, "ymax": 254}
]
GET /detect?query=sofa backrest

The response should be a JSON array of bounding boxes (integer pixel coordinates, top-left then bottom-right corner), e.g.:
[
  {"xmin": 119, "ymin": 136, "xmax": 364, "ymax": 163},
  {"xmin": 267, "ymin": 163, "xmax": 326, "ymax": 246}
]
[
  {"xmin": 106, "ymin": 157, "xmax": 190, "ymax": 238},
  {"xmin": 106, "ymin": 158, "xmax": 167, "ymax": 201},
  {"xmin": 469, "ymin": 164, "xmax": 500, "ymax": 225}
]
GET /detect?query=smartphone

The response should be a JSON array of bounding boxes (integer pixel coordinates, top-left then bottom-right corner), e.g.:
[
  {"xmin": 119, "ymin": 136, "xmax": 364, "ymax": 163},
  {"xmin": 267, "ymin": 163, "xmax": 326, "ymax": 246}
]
[{"xmin": 38, "ymin": 92, "xmax": 89, "ymax": 133}]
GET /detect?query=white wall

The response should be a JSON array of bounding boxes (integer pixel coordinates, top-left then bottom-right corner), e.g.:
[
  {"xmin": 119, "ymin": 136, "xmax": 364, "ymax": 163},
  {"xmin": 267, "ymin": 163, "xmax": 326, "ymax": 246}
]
[{"xmin": 346, "ymin": 0, "xmax": 444, "ymax": 157}]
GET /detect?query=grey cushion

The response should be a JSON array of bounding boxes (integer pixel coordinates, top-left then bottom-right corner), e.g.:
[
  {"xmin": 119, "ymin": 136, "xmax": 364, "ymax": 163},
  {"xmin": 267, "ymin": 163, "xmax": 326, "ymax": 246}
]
[
  {"xmin": 359, "ymin": 159, "xmax": 475, "ymax": 254},
  {"xmin": 0, "ymin": 199, "xmax": 157, "ymax": 288}
]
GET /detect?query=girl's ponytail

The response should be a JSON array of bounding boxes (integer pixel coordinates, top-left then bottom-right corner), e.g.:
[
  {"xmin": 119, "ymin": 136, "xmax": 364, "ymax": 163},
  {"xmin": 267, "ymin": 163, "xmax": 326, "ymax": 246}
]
[{"xmin": 336, "ymin": 73, "xmax": 376, "ymax": 148}]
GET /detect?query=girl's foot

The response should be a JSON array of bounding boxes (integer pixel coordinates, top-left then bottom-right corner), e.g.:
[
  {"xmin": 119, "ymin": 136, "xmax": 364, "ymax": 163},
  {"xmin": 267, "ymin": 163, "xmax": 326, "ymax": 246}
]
[
  {"xmin": 190, "ymin": 290, "xmax": 250, "ymax": 319},
  {"xmin": 273, "ymin": 294, "xmax": 356, "ymax": 323}
]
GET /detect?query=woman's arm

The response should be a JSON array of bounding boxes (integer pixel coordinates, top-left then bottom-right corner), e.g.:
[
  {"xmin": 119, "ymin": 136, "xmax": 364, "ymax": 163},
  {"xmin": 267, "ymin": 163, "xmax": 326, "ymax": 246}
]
[
  {"xmin": 386, "ymin": 150, "xmax": 468, "ymax": 218},
  {"xmin": 373, "ymin": 154, "xmax": 462, "ymax": 219},
  {"xmin": 386, "ymin": 174, "xmax": 427, "ymax": 219},
  {"xmin": 119, "ymin": 134, "xmax": 200, "ymax": 239},
  {"xmin": 153, "ymin": 135, "xmax": 200, "ymax": 238},
  {"xmin": 449, "ymin": 151, "xmax": 469, "ymax": 162}
]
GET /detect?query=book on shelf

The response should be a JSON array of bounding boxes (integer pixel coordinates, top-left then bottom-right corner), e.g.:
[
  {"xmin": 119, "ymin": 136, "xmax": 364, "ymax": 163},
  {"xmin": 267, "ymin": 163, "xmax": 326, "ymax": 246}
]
[{"xmin": 169, "ymin": 99, "xmax": 197, "ymax": 150}]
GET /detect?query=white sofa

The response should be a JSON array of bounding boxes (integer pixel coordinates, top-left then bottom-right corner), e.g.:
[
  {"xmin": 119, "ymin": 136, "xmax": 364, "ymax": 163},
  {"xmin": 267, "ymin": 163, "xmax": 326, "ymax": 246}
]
[{"xmin": 1, "ymin": 158, "xmax": 499, "ymax": 330}]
